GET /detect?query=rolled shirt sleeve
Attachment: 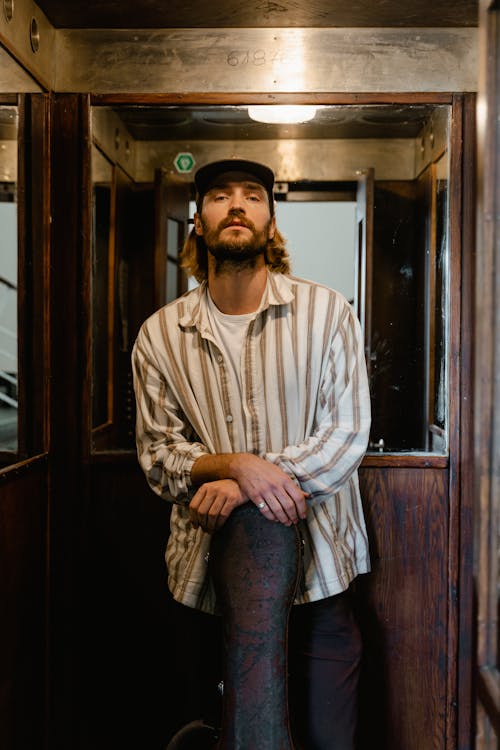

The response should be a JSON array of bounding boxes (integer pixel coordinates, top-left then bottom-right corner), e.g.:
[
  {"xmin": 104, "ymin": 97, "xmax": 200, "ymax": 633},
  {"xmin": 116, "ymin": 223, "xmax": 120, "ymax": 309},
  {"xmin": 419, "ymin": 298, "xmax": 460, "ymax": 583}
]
[{"xmin": 132, "ymin": 326, "xmax": 209, "ymax": 502}]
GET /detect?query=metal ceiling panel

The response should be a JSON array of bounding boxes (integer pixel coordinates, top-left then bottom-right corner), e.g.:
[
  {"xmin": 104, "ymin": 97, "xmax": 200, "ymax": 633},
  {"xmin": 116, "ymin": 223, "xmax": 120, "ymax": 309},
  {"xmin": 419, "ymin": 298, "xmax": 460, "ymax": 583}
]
[
  {"xmin": 92, "ymin": 103, "xmax": 450, "ymax": 183},
  {"xmin": 55, "ymin": 28, "xmax": 478, "ymax": 93},
  {"xmin": 112, "ymin": 104, "xmax": 438, "ymax": 141}
]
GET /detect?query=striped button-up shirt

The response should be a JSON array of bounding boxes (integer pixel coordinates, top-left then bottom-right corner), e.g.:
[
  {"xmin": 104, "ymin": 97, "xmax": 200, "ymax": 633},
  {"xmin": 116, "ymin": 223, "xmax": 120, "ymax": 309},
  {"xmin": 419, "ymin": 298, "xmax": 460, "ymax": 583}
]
[{"xmin": 132, "ymin": 271, "xmax": 371, "ymax": 613}]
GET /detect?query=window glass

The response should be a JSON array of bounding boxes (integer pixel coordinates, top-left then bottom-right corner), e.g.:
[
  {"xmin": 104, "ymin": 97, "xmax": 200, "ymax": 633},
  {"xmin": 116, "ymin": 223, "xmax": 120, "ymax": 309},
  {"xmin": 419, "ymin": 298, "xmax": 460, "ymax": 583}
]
[
  {"xmin": 0, "ymin": 106, "xmax": 18, "ymax": 452},
  {"xmin": 91, "ymin": 145, "xmax": 114, "ymax": 430}
]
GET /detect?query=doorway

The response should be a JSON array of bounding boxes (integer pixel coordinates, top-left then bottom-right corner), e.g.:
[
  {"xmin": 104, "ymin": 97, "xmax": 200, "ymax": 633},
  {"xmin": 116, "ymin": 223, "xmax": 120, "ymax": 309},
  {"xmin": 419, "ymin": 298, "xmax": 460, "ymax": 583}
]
[{"xmin": 80, "ymin": 95, "xmax": 474, "ymax": 749}]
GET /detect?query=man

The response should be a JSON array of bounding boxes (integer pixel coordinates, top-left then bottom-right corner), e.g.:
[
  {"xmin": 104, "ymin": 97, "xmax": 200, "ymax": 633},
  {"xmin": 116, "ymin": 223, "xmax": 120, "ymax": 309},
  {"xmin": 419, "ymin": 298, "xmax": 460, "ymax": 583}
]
[{"xmin": 132, "ymin": 158, "xmax": 371, "ymax": 749}]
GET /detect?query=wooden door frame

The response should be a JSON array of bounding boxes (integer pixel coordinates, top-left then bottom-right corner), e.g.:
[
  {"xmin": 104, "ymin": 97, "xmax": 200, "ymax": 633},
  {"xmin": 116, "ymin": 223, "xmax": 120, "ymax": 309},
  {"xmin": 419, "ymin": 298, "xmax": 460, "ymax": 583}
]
[
  {"xmin": 355, "ymin": 167, "xmax": 374, "ymax": 381},
  {"xmin": 84, "ymin": 92, "xmax": 475, "ymax": 748},
  {"xmin": 474, "ymin": 0, "xmax": 500, "ymax": 745}
]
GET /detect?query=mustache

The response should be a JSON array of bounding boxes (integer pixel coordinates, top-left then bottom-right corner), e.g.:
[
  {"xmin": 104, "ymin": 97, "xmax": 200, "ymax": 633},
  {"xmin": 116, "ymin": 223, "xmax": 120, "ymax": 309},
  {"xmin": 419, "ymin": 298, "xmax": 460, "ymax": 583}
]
[{"xmin": 220, "ymin": 210, "xmax": 254, "ymax": 231}]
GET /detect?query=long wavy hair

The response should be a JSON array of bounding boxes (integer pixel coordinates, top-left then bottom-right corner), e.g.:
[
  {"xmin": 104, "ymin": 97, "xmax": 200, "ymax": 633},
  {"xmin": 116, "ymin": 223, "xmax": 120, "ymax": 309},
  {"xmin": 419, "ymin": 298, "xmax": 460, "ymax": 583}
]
[{"xmin": 179, "ymin": 226, "xmax": 291, "ymax": 283}]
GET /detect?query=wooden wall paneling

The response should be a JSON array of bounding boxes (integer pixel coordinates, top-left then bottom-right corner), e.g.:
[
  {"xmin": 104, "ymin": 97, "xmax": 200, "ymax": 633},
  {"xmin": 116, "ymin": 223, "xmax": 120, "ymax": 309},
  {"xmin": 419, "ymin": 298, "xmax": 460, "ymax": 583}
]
[
  {"xmin": 474, "ymin": 1, "xmax": 500, "ymax": 745},
  {"xmin": 356, "ymin": 93, "xmax": 475, "ymax": 750},
  {"xmin": 475, "ymin": 0, "xmax": 496, "ymax": 677},
  {"xmin": 80, "ymin": 456, "xmax": 174, "ymax": 748},
  {"xmin": 0, "ymin": 458, "xmax": 48, "ymax": 750},
  {"xmin": 447, "ymin": 92, "xmax": 465, "ymax": 750},
  {"xmin": 29, "ymin": 95, "xmax": 52, "ymax": 454},
  {"xmin": 0, "ymin": 90, "xmax": 52, "ymax": 750},
  {"xmin": 0, "ymin": 95, "xmax": 18, "ymax": 105},
  {"xmin": 456, "ymin": 93, "xmax": 476, "ymax": 750},
  {"xmin": 15, "ymin": 93, "xmax": 52, "ymax": 457},
  {"xmin": 81, "ymin": 96, "xmax": 93, "ymax": 464},
  {"xmin": 356, "ymin": 466, "xmax": 450, "ymax": 750},
  {"xmin": 48, "ymin": 93, "xmax": 91, "ymax": 750},
  {"xmin": 14, "ymin": 92, "xmax": 51, "ymax": 460}
]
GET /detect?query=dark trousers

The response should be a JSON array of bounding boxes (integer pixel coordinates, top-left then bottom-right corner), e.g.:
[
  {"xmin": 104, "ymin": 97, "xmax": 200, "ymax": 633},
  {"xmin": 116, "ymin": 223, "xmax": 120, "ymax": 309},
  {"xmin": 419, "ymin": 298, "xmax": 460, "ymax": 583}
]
[
  {"xmin": 288, "ymin": 590, "xmax": 362, "ymax": 750},
  {"xmin": 170, "ymin": 589, "xmax": 361, "ymax": 749}
]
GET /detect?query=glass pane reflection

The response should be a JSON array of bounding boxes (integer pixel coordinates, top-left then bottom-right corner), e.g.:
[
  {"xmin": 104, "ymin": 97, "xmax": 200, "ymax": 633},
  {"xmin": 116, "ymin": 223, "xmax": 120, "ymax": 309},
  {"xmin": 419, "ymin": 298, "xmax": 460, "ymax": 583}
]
[
  {"xmin": 91, "ymin": 145, "xmax": 114, "ymax": 430},
  {"xmin": 0, "ymin": 106, "xmax": 18, "ymax": 451}
]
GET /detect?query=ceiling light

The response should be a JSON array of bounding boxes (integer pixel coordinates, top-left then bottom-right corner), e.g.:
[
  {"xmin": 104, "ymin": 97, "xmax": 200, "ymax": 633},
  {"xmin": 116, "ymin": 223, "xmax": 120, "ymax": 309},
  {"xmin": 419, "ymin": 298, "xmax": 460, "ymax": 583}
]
[{"xmin": 247, "ymin": 105, "xmax": 317, "ymax": 124}]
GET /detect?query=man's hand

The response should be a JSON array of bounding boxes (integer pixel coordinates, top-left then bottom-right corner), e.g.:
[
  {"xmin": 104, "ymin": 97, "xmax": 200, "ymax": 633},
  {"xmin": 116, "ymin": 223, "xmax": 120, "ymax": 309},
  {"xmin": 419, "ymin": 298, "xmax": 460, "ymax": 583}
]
[
  {"xmin": 230, "ymin": 453, "xmax": 309, "ymax": 526},
  {"xmin": 191, "ymin": 452, "xmax": 309, "ymax": 529},
  {"xmin": 189, "ymin": 479, "xmax": 246, "ymax": 533}
]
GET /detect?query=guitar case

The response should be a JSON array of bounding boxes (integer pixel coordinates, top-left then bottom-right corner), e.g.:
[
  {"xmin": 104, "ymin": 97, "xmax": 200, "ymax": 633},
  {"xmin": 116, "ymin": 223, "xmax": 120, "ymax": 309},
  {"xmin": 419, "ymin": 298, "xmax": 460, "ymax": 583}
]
[{"xmin": 166, "ymin": 502, "xmax": 303, "ymax": 750}]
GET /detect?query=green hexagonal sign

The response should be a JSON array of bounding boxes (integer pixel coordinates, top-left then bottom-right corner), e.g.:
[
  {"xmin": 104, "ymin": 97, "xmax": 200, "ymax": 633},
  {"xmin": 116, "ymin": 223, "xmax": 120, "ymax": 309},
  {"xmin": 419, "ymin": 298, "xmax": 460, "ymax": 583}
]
[{"xmin": 174, "ymin": 152, "xmax": 195, "ymax": 174}]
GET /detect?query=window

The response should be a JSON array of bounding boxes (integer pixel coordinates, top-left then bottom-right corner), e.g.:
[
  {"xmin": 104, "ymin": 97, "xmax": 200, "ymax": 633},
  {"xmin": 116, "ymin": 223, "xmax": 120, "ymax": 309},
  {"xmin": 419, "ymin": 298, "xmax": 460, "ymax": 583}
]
[{"xmin": 0, "ymin": 105, "xmax": 18, "ymax": 454}]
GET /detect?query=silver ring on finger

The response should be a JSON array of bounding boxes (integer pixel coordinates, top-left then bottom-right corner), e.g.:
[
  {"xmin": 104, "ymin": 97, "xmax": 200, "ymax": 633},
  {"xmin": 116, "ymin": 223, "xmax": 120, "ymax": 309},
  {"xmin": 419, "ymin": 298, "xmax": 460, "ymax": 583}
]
[{"xmin": 257, "ymin": 501, "xmax": 266, "ymax": 510}]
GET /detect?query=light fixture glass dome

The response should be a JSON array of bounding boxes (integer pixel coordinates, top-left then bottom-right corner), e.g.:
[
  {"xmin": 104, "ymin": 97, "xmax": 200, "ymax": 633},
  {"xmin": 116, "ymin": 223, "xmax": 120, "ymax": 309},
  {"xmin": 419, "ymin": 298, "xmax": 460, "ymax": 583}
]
[{"xmin": 247, "ymin": 105, "xmax": 317, "ymax": 124}]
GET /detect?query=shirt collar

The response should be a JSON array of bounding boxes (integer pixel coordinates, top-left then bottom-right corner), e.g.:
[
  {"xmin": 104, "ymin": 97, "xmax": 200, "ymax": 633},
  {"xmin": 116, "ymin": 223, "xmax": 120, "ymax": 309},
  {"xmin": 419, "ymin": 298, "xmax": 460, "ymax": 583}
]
[{"xmin": 178, "ymin": 271, "xmax": 295, "ymax": 335}]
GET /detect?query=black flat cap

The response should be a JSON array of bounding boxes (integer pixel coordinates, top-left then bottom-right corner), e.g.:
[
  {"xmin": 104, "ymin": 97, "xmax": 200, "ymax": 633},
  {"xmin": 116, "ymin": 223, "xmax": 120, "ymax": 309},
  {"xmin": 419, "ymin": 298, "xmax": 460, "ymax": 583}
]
[{"xmin": 194, "ymin": 158, "xmax": 275, "ymax": 213}]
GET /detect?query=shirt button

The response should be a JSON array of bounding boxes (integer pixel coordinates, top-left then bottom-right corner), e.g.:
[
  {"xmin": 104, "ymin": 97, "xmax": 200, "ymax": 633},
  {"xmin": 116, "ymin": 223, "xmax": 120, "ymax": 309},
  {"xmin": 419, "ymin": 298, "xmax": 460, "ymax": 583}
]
[
  {"xmin": 226, "ymin": 414, "xmax": 233, "ymax": 423},
  {"xmin": 217, "ymin": 355, "xmax": 223, "ymax": 363}
]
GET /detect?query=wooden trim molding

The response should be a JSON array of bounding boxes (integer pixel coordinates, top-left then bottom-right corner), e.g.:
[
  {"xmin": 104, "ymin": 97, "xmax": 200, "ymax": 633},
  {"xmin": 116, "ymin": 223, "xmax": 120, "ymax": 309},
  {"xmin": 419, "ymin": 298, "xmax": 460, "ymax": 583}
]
[{"xmin": 0, "ymin": 452, "xmax": 48, "ymax": 482}]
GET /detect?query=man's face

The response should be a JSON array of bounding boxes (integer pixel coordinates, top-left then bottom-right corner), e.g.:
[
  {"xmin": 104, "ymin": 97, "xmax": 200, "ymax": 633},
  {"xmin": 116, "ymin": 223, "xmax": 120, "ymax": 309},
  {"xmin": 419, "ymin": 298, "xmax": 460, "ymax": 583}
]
[{"xmin": 194, "ymin": 176, "xmax": 276, "ymax": 268}]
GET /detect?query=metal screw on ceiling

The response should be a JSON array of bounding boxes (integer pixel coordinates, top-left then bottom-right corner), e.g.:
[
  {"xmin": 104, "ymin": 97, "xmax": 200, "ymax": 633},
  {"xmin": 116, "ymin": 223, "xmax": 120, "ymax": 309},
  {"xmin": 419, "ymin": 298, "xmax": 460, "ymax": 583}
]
[{"xmin": 30, "ymin": 17, "xmax": 40, "ymax": 54}]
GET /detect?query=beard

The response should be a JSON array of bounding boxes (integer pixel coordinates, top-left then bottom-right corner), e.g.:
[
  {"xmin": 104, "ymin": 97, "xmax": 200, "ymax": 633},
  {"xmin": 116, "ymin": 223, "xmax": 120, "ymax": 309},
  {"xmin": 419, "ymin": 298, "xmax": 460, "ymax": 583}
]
[{"xmin": 201, "ymin": 211, "xmax": 271, "ymax": 275}]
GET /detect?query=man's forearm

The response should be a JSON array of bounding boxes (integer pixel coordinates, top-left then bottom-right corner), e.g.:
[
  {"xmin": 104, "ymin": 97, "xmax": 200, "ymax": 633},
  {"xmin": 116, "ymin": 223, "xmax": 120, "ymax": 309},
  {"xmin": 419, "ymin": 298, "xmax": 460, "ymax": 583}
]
[
  {"xmin": 191, "ymin": 452, "xmax": 243, "ymax": 486},
  {"xmin": 190, "ymin": 451, "xmax": 308, "ymax": 526}
]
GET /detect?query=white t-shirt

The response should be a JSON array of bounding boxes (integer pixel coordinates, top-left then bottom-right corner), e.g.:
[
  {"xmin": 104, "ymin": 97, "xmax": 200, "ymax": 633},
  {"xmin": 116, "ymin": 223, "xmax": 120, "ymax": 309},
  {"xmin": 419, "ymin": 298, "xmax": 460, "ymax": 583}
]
[{"xmin": 206, "ymin": 292, "xmax": 256, "ymax": 451}]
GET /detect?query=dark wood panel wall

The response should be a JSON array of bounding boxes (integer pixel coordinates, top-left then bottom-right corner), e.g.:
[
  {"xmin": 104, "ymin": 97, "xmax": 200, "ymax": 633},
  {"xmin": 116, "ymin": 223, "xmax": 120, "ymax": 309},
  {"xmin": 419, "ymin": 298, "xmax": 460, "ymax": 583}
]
[
  {"xmin": 357, "ymin": 466, "xmax": 450, "ymax": 749},
  {"xmin": 457, "ymin": 93, "xmax": 476, "ymax": 750},
  {"xmin": 47, "ymin": 93, "xmax": 92, "ymax": 749},
  {"xmin": 474, "ymin": 0, "xmax": 500, "ymax": 745},
  {"xmin": 80, "ymin": 464, "xmax": 455, "ymax": 750},
  {"xmin": 0, "ymin": 460, "xmax": 48, "ymax": 750},
  {"xmin": 81, "ymin": 458, "xmax": 175, "ymax": 748},
  {"xmin": 78, "ymin": 460, "xmax": 458, "ymax": 749},
  {"xmin": 0, "ymin": 93, "xmax": 51, "ymax": 750},
  {"xmin": 79, "ymin": 463, "xmax": 465, "ymax": 749}
]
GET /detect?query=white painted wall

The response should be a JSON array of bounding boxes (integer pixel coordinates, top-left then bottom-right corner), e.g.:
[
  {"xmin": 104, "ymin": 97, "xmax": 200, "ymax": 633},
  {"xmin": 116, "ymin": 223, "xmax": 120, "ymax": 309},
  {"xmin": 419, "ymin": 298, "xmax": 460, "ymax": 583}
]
[{"xmin": 275, "ymin": 201, "xmax": 356, "ymax": 301}]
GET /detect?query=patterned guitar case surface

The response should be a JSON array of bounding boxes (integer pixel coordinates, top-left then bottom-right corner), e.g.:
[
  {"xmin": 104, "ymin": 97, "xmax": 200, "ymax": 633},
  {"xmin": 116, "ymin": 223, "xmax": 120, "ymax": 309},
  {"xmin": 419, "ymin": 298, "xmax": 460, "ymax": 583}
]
[{"xmin": 166, "ymin": 502, "xmax": 303, "ymax": 750}]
